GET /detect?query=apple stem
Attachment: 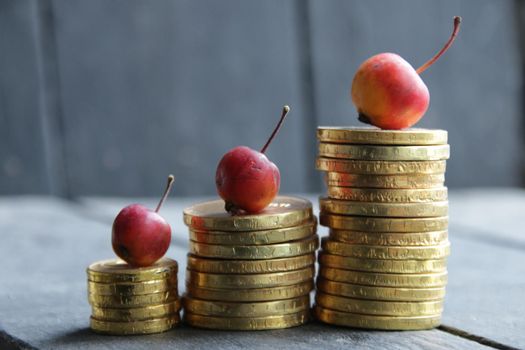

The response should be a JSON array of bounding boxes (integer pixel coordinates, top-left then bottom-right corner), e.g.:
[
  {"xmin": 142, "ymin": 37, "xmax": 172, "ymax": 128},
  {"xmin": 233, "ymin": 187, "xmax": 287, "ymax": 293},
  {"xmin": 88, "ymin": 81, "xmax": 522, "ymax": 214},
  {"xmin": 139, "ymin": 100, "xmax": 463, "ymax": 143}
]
[
  {"xmin": 155, "ymin": 175, "xmax": 175, "ymax": 213},
  {"xmin": 416, "ymin": 16, "xmax": 461, "ymax": 75},
  {"xmin": 260, "ymin": 105, "xmax": 291, "ymax": 154}
]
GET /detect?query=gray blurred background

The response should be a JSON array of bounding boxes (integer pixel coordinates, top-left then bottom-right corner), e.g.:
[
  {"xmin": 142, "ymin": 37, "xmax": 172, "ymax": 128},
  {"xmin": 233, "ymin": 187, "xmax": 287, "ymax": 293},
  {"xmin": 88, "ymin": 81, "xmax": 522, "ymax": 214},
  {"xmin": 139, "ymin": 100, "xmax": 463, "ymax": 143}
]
[{"xmin": 1, "ymin": 0, "xmax": 524, "ymax": 198}]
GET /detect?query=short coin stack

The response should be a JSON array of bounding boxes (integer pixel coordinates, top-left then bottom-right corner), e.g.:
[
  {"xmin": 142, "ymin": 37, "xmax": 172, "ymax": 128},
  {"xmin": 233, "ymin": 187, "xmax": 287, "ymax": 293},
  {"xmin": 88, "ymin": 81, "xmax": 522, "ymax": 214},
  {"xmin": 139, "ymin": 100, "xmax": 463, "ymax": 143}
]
[
  {"xmin": 314, "ymin": 127, "xmax": 450, "ymax": 330},
  {"xmin": 87, "ymin": 258, "xmax": 181, "ymax": 335},
  {"xmin": 182, "ymin": 196, "xmax": 318, "ymax": 330}
]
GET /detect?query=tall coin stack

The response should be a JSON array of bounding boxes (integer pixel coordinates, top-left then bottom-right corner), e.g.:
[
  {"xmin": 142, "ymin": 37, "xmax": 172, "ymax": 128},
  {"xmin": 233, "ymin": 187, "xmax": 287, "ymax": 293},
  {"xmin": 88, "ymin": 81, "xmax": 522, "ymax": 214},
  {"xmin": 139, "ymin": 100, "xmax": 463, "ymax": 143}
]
[
  {"xmin": 182, "ymin": 196, "xmax": 318, "ymax": 330},
  {"xmin": 314, "ymin": 127, "xmax": 450, "ymax": 330},
  {"xmin": 87, "ymin": 258, "xmax": 181, "ymax": 335}
]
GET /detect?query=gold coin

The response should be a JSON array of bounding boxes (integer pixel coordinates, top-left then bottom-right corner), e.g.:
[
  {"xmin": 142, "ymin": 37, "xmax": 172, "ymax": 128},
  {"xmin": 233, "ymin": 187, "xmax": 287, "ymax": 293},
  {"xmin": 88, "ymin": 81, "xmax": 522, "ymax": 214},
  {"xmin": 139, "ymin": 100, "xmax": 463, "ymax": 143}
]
[
  {"xmin": 185, "ymin": 281, "xmax": 314, "ymax": 302},
  {"xmin": 317, "ymin": 279, "xmax": 446, "ymax": 301},
  {"xmin": 91, "ymin": 300, "xmax": 181, "ymax": 322},
  {"xmin": 316, "ymin": 158, "xmax": 447, "ymax": 175},
  {"xmin": 88, "ymin": 290, "xmax": 179, "ymax": 308},
  {"xmin": 325, "ymin": 172, "xmax": 445, "ymax": 189},
  {"xmin": 314, "ymin": 306, "xmax": 441, "ymax": 330},
  {"xmin": 189, "ymin": 220, "xmax": 316, "ymax": 245},
  {"xmin": 183, "ymin": 310, "xmax": 309, "ymax": 330},
  {"xmin": 87, "ymin": 276, "xmax": 177, "ymax": 296},
  {"xmin": 321, "ymin": 238, "xmax": 450, "ymax": 260},
  {"xmin": 87, "ymin": 258, "xmax": 178, "ymax": 283},
  {"xmin": 187, "ymin": 253, "xmax": 316, "ymax": 274},
  {"xmin": 189, "ymin": 235, "xmax": 319, "ymax": 260},
  {"xmin": 329, "ymin": 229, "xmax": 448, "ymax": 246},
  {"xmin": 319, "ymin": 143, "xmax": 450, "ymax": 161},
  {"xmin": 320, "ymin": 198, "xmax": 448, "ymax": 217},
  {"xmin": 186, "ymin": 267, "xmax": 315, "ymax": 289},
  {"xmin": 319, "ymin": 267, "xmax": 447, "ymax": 288},
  {"xmin": 319, "ymin": 214, "xmax": 448, "ymax": 232},
  {"xmin": 316, "ymin": 127, "xmax": 448, "ymax": 145},
  {"xmin": 326, "ymin": 187, "xmax": 448, "ymax": 203},
  {"xmin": 90, "ymin": 314, "xmax": 180, "ymax": 335},
  {"xmin": 183, "ymin": 295, "xmax": 310, "ymax": 317},
  {"xmin": 318, "ymin": 253, "xmax": 447, "ymax": 274},
  {"xmin": 315, "ymin": 292, "xmax": 443, "ymax": 316},
  {"xmin": 183, "ymin": 196, "xmax": 313, "ymax": 231}
]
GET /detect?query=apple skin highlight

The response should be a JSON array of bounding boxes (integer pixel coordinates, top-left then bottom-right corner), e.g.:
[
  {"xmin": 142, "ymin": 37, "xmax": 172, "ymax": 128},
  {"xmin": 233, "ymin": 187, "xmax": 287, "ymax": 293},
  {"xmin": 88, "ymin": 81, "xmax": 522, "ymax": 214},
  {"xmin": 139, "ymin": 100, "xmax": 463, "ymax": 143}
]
[
  {"xmin": 351, "ymin": 16, "xmax": 461, "ymax": 130},
  {"xmin": 352, "ymin": 53, "xmax": 430, "ymax": 130}
]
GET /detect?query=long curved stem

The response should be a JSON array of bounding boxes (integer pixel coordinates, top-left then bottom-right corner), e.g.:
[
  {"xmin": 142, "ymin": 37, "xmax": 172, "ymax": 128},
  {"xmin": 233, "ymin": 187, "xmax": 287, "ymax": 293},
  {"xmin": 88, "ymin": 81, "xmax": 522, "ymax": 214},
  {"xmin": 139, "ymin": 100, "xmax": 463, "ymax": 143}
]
[
  {"xmin": 155, "ymin": 175, "xmax": 175, "ymax": 213},
  {"xmin": 416, "ymin": 16, "xmax": 461, "ymax": 75},
  {"xmin": 260, "ymin": 105, "xmax": 290, "ymax": 154}
]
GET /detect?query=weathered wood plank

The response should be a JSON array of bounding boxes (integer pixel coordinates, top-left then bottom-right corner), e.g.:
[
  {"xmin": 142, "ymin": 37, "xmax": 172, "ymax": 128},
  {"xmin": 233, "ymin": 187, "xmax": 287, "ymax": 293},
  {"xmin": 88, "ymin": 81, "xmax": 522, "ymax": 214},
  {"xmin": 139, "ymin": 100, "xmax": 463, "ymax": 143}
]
[
  {"xmin": 79, "ymin": 193, "xmax": 525, "ymax": 348},
  {"xmin": 444, "ymin": 224, "xmax": 525, "ymax": 348},
  {"xmin": 0, "ymin": 1, "xmax": 52, "ymax": 194},
  {"xmin": 50, "ymin": 0, "xmax": 312, "ymax": 197},
  {"xmin": 449, "ymin": 189, "xmax": 525, "ymax": 246},
  {"xmin": 41, "ymin": 323, "xmax": 489, "ymax": 350},
  {"xmin": 0, "ymin": 196, "xmax": 490, "ymax": 349},
  {"xmin": 308, "ymin": 0, "xmax": 523, "ymax": 187}
]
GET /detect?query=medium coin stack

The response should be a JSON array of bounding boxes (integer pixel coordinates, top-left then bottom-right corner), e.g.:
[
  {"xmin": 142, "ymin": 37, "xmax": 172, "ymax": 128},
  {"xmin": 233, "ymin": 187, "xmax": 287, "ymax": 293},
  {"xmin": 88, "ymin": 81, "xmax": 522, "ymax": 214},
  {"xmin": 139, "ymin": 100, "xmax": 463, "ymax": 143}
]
[
  {"xmin": 182, "ymin": 196, "xmax": 318, "ymax": 330},
  {"xmin": 314, "ymin": 127, "xmax": 450, "ymax": 330},
  {"xmin": 87, "ymin": 258, "xmax": 181, "ymax": 335}
]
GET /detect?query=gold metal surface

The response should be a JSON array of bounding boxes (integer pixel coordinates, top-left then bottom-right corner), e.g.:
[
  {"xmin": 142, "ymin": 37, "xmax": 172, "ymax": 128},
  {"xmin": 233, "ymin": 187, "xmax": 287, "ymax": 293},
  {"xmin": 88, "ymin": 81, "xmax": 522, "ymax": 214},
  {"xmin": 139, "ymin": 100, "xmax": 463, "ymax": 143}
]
[
  {"xmin": 189, "ymin": 235, "xmax": 319, "ymax": 259},
  {"xmin": 318, "ymin": 143, "xmax": 450, "ymax": 161},
  {"xmin": 321, "ymin": 238, "xmax": 450, "ymax": 260},
  {"xmin": 316, "ymin": 158, "xmax": 447, "ymax": 175},
  {"xmin": 325, "ymin": 172, "xmax": 445, "ymax": 189},
  {"xmin": 183, "ymin": 310, "xmax": 309, "ymax": 330},
  {"xmin": 183, "ymin": 196, "xmax": 313, "ymax": 231},
  {"xmin": 88, "ymin": 290, "xmax": 179, "ymax": 308},
  {"xmin": 318, "ymin": 252, "xmax": 447, "ymax": 274},
  {"xmin": 87, "ymin": 258, "xmax": 178, "ymax": 283},
  {"xmin": 319, "ymin": 214, "xmax": 449, "ymax": 232},
  {"xmin": 329, "ymin": 229, "xmax": 448, "ymax": 246},
  {"xmin": 319, "ymin": 267, "xmax": 448, "ymax": 288},
  {"xmin": 89, "ymin": 314, "xmax": 180, "ymax": 335},
  {"xmin": 316, "ymin": 279, "xmax": 446, "ymax": 301},
  {"xmin": 186, "ymin": 254, "xmax": 316, "ymax": 274},
  {"xmin": 90, "ymin": 300, "xmax": 181, "ymax": 322},
  {"xmin": 87, "ymin": 276, "xmax": 177, "ymax": 296},
  {"xmin": 189, "ymin": 221, "xmax": 316, "ymax": 245},
  {"xmin": 186, "ymin": 267, "xmax": 315, "ymax": 289},
  {"xmin": 185, "ymin": 281, "xmax": 314, "ymax": 302},
  {"xmin": 182, "ymin": 295, "xmax": 310, "ymax": 317},
  {"xmin": 314, "ymin": 306, "xmax": 441, "ymax": 330},
  {"xmin": 320, "ymin": 198, "xmax": 448, "ymax": 217},
  {"xmin": 315, "ymin": 292, "xmax": 443, "ymax": 316},
  {"xmin": 326, "ymin": 187, "xmax": 448, "ymax": 203},
  {"xmin": 316, "ymin": 127, "xmax": 448, "ymax": 146}
]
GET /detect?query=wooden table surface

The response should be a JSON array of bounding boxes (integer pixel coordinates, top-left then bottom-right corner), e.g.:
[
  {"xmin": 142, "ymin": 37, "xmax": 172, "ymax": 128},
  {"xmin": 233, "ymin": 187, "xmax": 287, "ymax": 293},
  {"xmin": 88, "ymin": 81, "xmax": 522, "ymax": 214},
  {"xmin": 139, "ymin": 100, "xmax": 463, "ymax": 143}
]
[{"xmin": 1, "ymin": 190, "xmax": 524, "ymax": 350}]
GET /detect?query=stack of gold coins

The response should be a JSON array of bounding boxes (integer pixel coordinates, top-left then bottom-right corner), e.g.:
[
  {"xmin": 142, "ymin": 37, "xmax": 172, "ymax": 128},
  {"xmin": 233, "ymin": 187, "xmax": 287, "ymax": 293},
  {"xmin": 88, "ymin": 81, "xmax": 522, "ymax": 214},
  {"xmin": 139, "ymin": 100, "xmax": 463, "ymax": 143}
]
[
  {"xmin": 182, "ymin": 196, "xmax": 318, "ymax": 330},
  {"xmin": 87, "ymin": 258, "xmax": 181, "ymax": 335},
  {"xmin": 314, "ymin": 127, "xmax": 450, "ymax": 330}
]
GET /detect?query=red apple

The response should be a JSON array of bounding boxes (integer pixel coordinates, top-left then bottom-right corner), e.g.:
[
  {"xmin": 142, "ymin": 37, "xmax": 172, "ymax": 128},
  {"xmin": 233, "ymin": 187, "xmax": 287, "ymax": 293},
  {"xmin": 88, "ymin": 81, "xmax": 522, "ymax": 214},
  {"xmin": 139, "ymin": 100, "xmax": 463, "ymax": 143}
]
[
  {"xmin": 112, "ymin": 175, "xmax": 174, "ymax": 267},
  {"xmin": 351, "ymin": 16, "xmax": 461, "ymax": 130},
  {"xmin": 216, "ymin": 106, "xmax": 290, "ymax": 214}
]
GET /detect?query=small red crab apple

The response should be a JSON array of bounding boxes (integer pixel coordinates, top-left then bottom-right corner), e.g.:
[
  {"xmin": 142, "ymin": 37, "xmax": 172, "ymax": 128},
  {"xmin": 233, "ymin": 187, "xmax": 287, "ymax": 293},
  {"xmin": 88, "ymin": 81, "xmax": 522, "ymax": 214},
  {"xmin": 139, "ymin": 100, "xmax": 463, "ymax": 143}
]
[
  {"xmin": 112, "ymin": 175, "xmax": 175, "ymax": 267},
  {"xmin": 215, "ymin": 105, "xmax": 291, "ymax": 214},
  {"xmin": 351, "ymin": 16, "xmax": 461, "ymax": 130}
]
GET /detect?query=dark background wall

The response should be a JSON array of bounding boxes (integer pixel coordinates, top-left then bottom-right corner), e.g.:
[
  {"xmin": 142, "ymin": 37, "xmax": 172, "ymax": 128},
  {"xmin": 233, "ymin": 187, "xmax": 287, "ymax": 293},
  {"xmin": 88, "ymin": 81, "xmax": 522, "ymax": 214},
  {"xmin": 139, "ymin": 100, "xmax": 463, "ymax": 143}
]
[{"xmin": 1, "ymin": 0, "xmax": 523, "ymax": 198}]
